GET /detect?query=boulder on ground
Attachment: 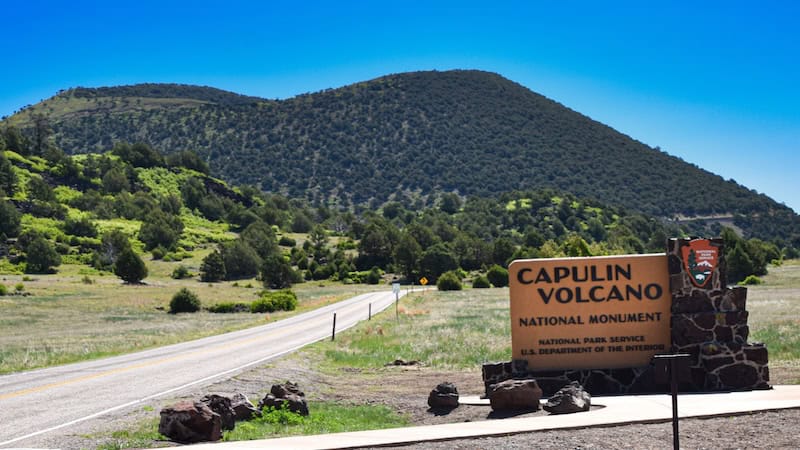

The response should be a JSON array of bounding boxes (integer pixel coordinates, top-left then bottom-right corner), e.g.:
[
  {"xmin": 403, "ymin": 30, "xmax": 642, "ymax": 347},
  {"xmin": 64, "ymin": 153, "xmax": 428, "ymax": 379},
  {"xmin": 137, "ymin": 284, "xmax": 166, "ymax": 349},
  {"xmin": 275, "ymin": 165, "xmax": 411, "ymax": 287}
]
[
  {"xmin": 386, "ymin": 358, "xmax": 420, "ymax": 366},
  {"xmin": 488, "ymin": 378, "xmax": 542, "ymax": 411},
  {"xmin": 427, "ymin": 381, "xmax": 459, "ymax": 409},
  {"xmin": 258, "ymin": 381, "xmax": 309, "ymax": 416},
  {"xmin": 543, "ymin": 381, "xmax": 591, "ymax": 414},
  {"xmin": 200, "ymin": 394, "xmax": 235, "ymax": 430},
  {"xmin": 269, "ymin": 381, "xmax": 304, "ymax": 398},
  {"xmin": 158, "ymin": 400, "xmax": 222, "ymax": 443},
  {"xmin": 231, "ymin": 392, "xmax": 261, "ymax": 421}
]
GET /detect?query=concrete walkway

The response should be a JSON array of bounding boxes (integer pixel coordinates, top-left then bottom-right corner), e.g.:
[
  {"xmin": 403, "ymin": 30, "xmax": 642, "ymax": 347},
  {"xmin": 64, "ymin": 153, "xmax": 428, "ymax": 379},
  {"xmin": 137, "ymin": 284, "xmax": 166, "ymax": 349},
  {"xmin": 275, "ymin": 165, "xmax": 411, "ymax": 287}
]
[{"xmin": 189, "ymin": 385, "xmax": 800, "ymax": 449}]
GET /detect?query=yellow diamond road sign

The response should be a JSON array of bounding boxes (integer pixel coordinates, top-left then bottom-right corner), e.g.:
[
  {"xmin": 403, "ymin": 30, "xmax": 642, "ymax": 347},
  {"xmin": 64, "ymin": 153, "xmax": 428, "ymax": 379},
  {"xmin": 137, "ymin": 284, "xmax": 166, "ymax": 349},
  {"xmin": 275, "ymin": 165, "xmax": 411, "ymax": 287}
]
[{"xmin": 419, "ymin": 277, "xmax": 428, "ymax": 286}]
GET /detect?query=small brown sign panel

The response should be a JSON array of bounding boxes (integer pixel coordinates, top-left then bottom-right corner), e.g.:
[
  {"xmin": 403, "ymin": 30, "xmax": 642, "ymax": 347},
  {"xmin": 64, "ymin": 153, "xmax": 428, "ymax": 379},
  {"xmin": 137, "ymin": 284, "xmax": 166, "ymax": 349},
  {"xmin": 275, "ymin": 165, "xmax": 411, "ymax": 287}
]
[{"xmin": 509, "ymin": 254, "xmax": 671, "ymax": 370}]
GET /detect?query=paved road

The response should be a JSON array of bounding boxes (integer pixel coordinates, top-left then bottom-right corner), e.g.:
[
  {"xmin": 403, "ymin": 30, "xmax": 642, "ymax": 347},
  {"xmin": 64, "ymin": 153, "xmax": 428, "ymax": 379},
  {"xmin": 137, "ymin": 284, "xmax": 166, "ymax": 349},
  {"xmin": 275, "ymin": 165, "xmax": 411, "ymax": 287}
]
[{"xmin": 0, "ymin": 289, "xmax": 403, "ymax": 448}]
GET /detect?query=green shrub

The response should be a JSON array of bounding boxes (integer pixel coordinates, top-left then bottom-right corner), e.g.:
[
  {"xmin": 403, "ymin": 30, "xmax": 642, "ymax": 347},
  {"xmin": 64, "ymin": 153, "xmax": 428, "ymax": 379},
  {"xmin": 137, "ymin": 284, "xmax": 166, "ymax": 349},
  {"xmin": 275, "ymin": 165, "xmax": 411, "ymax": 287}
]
[
  {"xmin": 62, "ymin": 216, "xmax": 98, "ymax": 238},
  {"xmin": 55, "ymin": 242, "xmax": 71, "ymax": 254},
  {"xmin": 312, "ymin": 264, "xmax": 334, "ymax": 281},
  {"xmin": 15, "ymin": 283, "xmax": 24, "ymax": 292},
  {"xmin": 486, "ymin": 264, "xmax": 509, "ymax": 287},
  {"xmin": 472, "ymin": 275, "xmax": 491, "ymax": 288},
  {"xmin": 250, "ymin": 297, "xmax": 276, "ymax": 313},
  {"xmin": 207, "ymin": 302, "xmax": 250, "ymax": 313},
  {"xmin": 251, "ymin": 289, "xmax": 298, "ymax": 313},
  {"xmin": 260, "ymin": 402, "xmax": 304, "ymax": 425},
  {"xmin": 365, "ymin": 267, "xmax": 382, "ymax": 285},
  {"xmin": 455, "ymin": 268, "xmax": 468, "ymax": 279},
  {"xmin": 739, "ymin": 275, "xmax": 763, "ymax": 286},
  {"xmin": 336, "ymin": 239, "xmax": 357, "ymax": 250},
  {"xmin": 169, "ymin": 288, "xmax": 201, "ymax": 313},
  {"xmin": 0, "ymin": 284, "xmax": 7, "ymax": 295},
  {"xmin": 81, "ymin": 275, "xmax": 94, "ymax": 284},
  {"xmin": 171, "ymin": 265, "xmax": 192, "ymax": 279},
  {"xmin": 437, "ymin": 271, "xmax": 463, "ymax": 291},
  {"xmin": 278, "ymin": 236, "xmax": 296, "ymax": 247},
  {"xmin": 151, "ymin": 246, "xmax": 166, "ymax": 260}
]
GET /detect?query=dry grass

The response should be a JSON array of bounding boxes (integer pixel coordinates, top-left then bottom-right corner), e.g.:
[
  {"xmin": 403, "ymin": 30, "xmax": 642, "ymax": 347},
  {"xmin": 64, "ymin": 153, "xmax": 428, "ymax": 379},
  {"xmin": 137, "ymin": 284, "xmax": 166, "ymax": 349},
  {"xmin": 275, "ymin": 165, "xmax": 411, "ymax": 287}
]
[
  {"xmin": 748, "ymin": 260, "xmax": 800, "ymax": 378},
  {"xmin": 313, "ymin": 261, "xmax": 800, "ymax": 381},
  {"xmin": 1, "ymin": 259, "xmax": 797, "ymax": 380},
  {"xmin": 746, "ymin": 259, "xmax": 800, "ymax": 333},
  {"xmin": 314, "ymin": 288, "xmax": 512, "ymax": 371},
  {"xmin": 0, "ymin": 257, "xmax": 384, "ymax": 374}
]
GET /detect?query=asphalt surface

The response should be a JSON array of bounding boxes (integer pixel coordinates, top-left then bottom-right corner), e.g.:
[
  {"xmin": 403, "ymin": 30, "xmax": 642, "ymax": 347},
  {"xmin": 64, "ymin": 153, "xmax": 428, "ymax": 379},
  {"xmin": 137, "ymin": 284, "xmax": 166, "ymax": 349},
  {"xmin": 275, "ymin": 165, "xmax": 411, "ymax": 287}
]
[{"xmin": 0, "ymin": 289, "xmax": 403, "ymax": 448}]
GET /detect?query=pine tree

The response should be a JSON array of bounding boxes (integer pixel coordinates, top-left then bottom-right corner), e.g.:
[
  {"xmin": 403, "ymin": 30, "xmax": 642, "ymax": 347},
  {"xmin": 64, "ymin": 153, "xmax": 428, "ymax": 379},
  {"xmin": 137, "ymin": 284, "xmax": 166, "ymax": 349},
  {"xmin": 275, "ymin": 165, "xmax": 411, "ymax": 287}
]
[
  {"xmin": 726, "ymin": 244, "xmax": 754, "ymax": 284},
  {"xmin": 200, "ymin": 249, "xmax": 226, "ymax": 282},
  {"xmin": 114, "ymin": 247, "xmax": 148, "ymax": 283},
  {"xmin": 25, "ymin": 237, "xmax": 61, "ymax": 274},
  {"xmin": 0, "ymin": 151, "xmax": 17, "ymax": 195},
  {"xmin": 261, "ymin": 254, "xmax": 294, "ymax": 289},
  {"xmin": 687, "ymin": 249, "xmax": 698, "ymax": 271}
]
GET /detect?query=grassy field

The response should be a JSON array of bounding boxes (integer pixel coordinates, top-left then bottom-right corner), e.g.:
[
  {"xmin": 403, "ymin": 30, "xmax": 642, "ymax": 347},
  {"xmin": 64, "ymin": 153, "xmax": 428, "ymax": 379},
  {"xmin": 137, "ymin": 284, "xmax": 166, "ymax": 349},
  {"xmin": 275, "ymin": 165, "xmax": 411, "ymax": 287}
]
[
  {"xmin": 312, "ymin": 288, "xmax": 512, "ymax": 371},
  {"xmin": 748, "ymin": 259, "xmax": 800, "ymax": 372},
  {"xmin": 2, "ymin": 260, "xmax": 798, "ymax": 376},
  {"xmin": 0, "ymin": 255, "xmax": 385, "ymax": 374}
]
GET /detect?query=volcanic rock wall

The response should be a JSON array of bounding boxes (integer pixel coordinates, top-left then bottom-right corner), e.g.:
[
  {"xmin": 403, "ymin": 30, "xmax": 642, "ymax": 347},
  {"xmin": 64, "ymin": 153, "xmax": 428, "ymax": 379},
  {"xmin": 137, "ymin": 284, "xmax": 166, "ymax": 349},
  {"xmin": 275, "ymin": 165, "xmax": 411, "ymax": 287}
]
[{"xmin": 668, "ymin": 238, "xmax": 769, "ymax": 391}]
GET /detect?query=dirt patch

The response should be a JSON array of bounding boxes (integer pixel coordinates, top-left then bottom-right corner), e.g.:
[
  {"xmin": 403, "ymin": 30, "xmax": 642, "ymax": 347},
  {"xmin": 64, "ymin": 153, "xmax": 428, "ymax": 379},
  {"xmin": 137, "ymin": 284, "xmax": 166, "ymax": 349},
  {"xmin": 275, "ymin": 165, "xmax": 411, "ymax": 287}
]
[{"xmin": 199, "ymin": 353, "xmax": 493, "ymax": 427}]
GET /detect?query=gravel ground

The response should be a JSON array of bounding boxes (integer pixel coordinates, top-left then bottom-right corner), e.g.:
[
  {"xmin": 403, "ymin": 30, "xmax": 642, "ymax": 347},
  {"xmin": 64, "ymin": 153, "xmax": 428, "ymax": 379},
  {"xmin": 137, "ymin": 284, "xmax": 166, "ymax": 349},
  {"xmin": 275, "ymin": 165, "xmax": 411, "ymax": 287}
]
[
  {"xmin": 380, "ymin": 409, "xmax": 800, "ymax": 449},
  {"xmin": 16, "ymin": 354, "xmax": 800, "ymax": 450}
]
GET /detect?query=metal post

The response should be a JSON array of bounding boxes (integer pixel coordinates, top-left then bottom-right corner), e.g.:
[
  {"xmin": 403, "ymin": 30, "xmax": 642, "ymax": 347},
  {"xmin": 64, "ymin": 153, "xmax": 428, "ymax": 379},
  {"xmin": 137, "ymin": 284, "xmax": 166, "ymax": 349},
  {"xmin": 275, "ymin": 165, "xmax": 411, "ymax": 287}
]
[
  {"xmin": 368, "ymin": 303, "xmax": 372, "ymax": 320},
  {"xmin": 671, "ymin": 357, "xmax": 680, "ymax": 450},
  {"xmin": 331, "ymin": 313, "xmax": 337, "ymax": 341},
  {"xmin": 653, "ymin": 353, "xmax": 690, "ymax": 450}
]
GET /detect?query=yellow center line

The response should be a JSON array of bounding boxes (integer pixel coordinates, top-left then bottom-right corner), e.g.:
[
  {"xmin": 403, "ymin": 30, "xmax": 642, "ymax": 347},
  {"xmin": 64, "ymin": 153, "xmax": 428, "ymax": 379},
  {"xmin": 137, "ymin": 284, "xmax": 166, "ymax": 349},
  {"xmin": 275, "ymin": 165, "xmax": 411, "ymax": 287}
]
[{"xmin": 0, "ymin": 323, "xmax": 304, "ymax": 401}]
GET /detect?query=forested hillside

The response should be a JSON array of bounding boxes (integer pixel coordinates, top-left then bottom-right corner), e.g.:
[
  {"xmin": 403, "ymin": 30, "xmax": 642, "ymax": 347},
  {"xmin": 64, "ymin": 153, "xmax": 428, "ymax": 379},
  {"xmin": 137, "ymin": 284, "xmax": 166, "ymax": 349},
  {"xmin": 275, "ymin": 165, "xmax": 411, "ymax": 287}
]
[
  {"xmin": 3, "ymin": 70, "xmax": 798, "ymax": 242},
  {"xmin": 0, "ymin": 138, "xmax": 793, "ymax": 287}
]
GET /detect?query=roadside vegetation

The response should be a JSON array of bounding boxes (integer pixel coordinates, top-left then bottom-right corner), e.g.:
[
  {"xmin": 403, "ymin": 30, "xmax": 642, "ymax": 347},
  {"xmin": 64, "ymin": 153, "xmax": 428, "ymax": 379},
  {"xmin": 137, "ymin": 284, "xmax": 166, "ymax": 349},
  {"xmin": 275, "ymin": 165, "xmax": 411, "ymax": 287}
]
[
  {"xmin": 87, "ymin": 260, "xmax": 800, "ymax": 448},
  {"xmin": 92, "ymin": 401, "xmax": 408, "ymax": 450},
  {"xmin": 222, "ymin": 402, "xmax": 408, "ymax": 441}
]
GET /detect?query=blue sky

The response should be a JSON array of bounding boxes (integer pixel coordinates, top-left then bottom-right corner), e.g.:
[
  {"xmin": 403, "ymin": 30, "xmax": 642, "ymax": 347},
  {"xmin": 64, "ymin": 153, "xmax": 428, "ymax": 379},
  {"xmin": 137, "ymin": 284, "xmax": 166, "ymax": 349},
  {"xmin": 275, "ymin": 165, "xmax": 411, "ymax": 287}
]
[{"xmin": 2, "ymin": 1, "xmax": 798, "ymax": 212}]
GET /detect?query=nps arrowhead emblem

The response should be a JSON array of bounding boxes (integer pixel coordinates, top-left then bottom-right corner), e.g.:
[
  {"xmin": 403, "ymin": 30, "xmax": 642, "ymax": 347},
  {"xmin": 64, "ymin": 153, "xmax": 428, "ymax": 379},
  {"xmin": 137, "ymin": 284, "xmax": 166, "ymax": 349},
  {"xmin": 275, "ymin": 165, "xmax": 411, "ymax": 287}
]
[{"xmin": 681, "ymin": 239, "xmax": 719, "ymax": 288}]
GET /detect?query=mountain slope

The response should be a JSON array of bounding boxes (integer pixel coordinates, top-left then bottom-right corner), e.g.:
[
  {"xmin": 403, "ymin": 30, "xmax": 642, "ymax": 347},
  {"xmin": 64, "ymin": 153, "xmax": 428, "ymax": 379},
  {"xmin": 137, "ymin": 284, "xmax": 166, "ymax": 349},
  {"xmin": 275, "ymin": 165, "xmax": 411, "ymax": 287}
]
[{"xmin": 5, "ymin": 70, "xmax": 797, "ymax": 239}]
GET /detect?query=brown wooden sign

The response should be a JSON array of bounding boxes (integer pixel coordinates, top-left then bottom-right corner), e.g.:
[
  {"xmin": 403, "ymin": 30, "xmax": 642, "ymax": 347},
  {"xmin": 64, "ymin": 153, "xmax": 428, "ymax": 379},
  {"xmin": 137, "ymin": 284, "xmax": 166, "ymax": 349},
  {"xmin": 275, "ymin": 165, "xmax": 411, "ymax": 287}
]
[{"xmin": 509, "ymin": 254, "xmax": 671, "ymax": 370}]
